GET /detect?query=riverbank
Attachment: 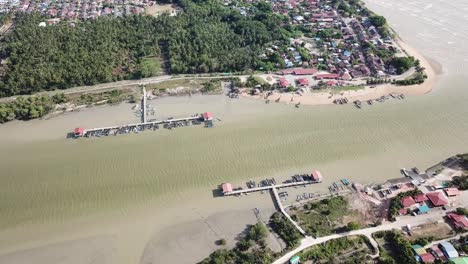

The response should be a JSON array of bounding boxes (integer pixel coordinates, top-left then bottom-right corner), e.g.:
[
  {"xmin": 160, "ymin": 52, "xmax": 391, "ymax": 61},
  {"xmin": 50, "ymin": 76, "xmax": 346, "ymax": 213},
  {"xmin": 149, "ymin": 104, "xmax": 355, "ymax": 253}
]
[{"xmin": 240, "ymin": 38, "xmax": 440, "ymax": 106}]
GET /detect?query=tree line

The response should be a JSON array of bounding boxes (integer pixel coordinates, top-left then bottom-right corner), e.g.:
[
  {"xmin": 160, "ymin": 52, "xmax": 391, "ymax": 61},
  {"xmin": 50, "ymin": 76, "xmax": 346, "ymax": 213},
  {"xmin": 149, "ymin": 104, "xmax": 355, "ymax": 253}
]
[{"xmin": 0, "ymin": 0, "xmax": 289, "ymax": 97}]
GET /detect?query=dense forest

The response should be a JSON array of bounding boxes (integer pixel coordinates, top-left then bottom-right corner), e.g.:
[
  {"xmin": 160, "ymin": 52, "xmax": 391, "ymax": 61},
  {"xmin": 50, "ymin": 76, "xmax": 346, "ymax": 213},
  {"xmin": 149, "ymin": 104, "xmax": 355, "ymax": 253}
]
[{"xmin": 0, "ymin": 0, "xmax": 289, "ymax": 97}]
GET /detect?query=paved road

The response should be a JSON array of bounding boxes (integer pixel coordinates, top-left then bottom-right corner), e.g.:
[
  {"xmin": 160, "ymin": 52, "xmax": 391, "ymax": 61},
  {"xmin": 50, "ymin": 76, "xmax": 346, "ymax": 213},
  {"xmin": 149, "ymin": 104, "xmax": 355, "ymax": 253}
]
[{"xmin": 272, "ymin": 209, "xmax": 447, "ymax": 264}]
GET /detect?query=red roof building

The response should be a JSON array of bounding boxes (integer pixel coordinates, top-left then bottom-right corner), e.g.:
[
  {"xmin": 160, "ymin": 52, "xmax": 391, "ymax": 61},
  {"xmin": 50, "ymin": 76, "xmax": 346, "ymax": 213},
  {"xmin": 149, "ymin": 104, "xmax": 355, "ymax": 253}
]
[
  {"xmin": 281, "ymin": 69, "xmax": 295, "ymax": 75},
  {"xmin": 202, "ymin": 112, "xmax": 213, "ymax": 121},
  {"xmin": 430, "ymin": 245, "xmax": 446, "ymax": 260},
  {"xmin": 74, "ymin": 127, "xmax": 85, "ymax": 136},
  {"xmin": 414, "ymin": 194, "xmax": 429, "ymax": 203},
  {"xmin": 325, "ymin": 80, "xmax": 337, "ymax": 86},
  {"xmin": 401, "ymin": 196, "xmax": 416, "ymax": 207},
  {"xmin": 279, "ymin": 78, "xmax": 289, "ymax": 88},
  {"xmin": 296, "ymin": 78, "xmax": 309, "ymax": 86},
  {"xmin": 340, "ymin": 72, "xmax": 352, "ymax": 80},
  {"xmin": 311, "ymin": 170, "xmax": 323, "ymax": 182},
  {"xmin": 447, "ymin": 213, "xmax": 468, "ymax": 229},
  {"xmin": 420, "ymin": 253, "xmax": 435, "ymax": 263},
  {"xmin": 315, "ymin": 73, "xmax": 340, "ymax": 80},
  {"xmin": 426, "ymin": 192, "xmax": 448, "ymax": 207},
  {"xmin": 221, "ymin": 183, "xmax": 233, "ymax": 194},
  {"xmin": 444, "ymin": 188, "xmax": 460, "ymax": 196},
  {"xmin": 293, "ymin": 68, "xmax": 317, "ymax": 75}
]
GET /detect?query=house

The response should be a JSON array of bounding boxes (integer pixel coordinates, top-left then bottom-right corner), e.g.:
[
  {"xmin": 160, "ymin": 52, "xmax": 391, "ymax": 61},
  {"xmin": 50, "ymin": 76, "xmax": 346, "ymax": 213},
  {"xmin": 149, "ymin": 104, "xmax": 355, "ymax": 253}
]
[
  {"xmin": 401, "ymin": 196, "xmax": 416, "ymax": 207},
  {"xmin": 413, "ymin": 244, "xmax": 428, "ymax": 261},
  {"xmin": 447, "ymin": 213, "xmax": 468, "ymax": 230},
  {"xmin": 444, "ymin": 188, "xmax": 460, "ymax": 197},
  {"xmin": 439, "ymin": 241, "xmax": 459, "ymax": 259},
  {"xmin": 221, "ymin": 183, "xmax": 233, "ymax": 194},
  {"xmin": 279, "ymin": 78, "xmax": 289, "ymax": 88},
  {"xmin": 414, "ymin": 194, "xmax": 429, "ymax": 203},
  {"xmin": 293, "ymin": 68, "xmax": 317, "ymax": 75},
  {"xmin": 420, "ymin": 253, "xmax": 435, "ymax": 263},
  {"xmin": 426, "ymin": 192, "xmax": 448, "ymax": 207},
  {"xmin": 315, "ymin": 73, "xmax": 339, "ymax": 80},
  {"xmin": 296, "ymin": 78, "xmax": 309, "ymax": 87}
]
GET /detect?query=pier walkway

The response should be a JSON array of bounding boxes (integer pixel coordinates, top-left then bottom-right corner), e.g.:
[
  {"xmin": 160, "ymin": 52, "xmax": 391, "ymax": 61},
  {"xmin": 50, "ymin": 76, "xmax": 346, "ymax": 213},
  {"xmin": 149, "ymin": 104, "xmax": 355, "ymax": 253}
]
[
  {"xmin": 225, "ymin": 181, "xmax": 316, "ymax": 236},
  {"xmin": 224, "ymin": 181, "xmax": 316, "ymax": 196},
  {"xmin": 272, "ymin": 187, "xmax": 307, "ymax": 236},
  {"xmin": 81, "ymin": 116, "xmax": 200, "ymax": 135},
  {"xmin": 142, "ymin": 86, "xmax": 147, "ymax": 123}
]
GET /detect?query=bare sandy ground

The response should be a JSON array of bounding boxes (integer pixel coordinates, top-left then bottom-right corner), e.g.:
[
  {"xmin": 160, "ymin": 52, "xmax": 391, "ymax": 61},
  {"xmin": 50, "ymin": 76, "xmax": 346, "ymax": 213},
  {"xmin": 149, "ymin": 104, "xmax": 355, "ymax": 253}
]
[{"xmin": 242, "ymin": 39, "xmax": 441, "ymax": 106}]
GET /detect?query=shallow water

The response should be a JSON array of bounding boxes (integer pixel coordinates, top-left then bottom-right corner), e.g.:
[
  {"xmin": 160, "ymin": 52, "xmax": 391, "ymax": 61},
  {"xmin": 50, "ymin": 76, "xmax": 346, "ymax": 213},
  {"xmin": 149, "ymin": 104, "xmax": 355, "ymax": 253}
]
[{"xmin": 0, "ymin": 0, "xmax": 467, "ymax": 259}]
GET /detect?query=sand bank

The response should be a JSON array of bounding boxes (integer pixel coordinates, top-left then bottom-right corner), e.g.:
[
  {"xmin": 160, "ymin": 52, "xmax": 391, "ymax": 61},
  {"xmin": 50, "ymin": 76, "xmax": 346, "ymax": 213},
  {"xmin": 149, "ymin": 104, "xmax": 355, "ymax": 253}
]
[{"xmin": 241, "ymin": 39, "xmax": 440, "ymax": 106}]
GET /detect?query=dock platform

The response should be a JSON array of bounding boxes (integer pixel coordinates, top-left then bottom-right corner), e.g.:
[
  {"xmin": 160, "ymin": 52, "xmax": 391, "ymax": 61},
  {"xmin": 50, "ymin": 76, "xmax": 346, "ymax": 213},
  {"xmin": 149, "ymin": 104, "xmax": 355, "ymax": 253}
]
[{"xmin": 223, "ymin": 181, "xmax": 317, "ymax": 196}]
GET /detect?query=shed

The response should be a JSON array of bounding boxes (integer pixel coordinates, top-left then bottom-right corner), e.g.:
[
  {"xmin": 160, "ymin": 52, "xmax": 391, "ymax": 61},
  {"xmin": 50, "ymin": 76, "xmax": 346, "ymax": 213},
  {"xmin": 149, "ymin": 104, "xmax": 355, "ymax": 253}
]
[
  {"xmin": 290, "ymin": 255, "xmax": 300, "ymax": 264},
  {"xmin": 439, "ymin": 241, "xmax": 459, "ymax": 259},
  {"xmin": 311, "ymin": 170, "xmax": 323, "ymax": 182},
  {"xmin": 426, "ymin": 192, "xmax": 448, "ymax": 207},
  {"xmin": 202, "ymin": 112, "xmax": 213, "ymax": 121},
  {"xmin": 418, "ymin": 204, "xmax": 430, "ymax": 214},
  {"xmin": 221, "ymin": 183, "xmax": 233, "ymax": 194},
  {"xmin": 444, "ymin": 188, "xmax": 460, "ymax": 196},
  {"xmin": 74, "ymin": 127, "xmax": 85, "ymax": 137}
]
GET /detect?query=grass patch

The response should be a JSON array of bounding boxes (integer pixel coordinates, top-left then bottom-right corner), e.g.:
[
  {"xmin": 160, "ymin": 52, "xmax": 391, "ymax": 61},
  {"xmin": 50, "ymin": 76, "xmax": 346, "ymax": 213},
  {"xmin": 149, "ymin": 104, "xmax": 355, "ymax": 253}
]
[
  {"xmin": 69, "ymin": 89, "xmax": 135, "ymax": 106},
  {"xmin": 291, "ymin": 196, "xmax": 349, "ymax": 237},
  {"xmin": 137, "ymin": 57, "xmax": 162, "ymax": 78},
  {"xmin": 148, "ymin": 79, "xmax": 204, "ymax": 91},
  {"xmin": 298, "ymin": 236, "xmax": 373, "ymax": 263}
]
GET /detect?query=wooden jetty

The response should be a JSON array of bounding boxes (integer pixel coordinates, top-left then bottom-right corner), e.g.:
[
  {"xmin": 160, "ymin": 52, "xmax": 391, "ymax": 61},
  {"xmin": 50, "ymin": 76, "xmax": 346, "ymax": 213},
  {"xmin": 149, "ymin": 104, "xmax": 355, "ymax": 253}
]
[
  {"xmin": 73, "ymin": 86, "xmax": 215, "ymax": 138},
  {"xmin": 223, "ymin": 181, "xmax": 317, "ymax": 196},
  {"xmin": 73, "ymin": 115, "xmax": 203, "ymax": 138}
]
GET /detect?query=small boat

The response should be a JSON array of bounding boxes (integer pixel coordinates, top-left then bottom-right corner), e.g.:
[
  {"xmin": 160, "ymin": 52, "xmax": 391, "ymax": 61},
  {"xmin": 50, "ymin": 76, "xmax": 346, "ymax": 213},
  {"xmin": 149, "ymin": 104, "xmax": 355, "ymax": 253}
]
[{"xmin": 354, "ymin": 100, "xmax": 362, "ymax": 109}]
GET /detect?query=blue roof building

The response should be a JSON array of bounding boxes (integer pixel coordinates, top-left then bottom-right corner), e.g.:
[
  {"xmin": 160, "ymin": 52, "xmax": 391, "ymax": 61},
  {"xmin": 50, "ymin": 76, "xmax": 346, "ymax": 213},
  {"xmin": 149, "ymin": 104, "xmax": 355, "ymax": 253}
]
[
  {"xmin": 418, "ymin": 204, "xmax": 430, "ymax": 214},
  {"xmin": 290, "ymin": 255, "xmax": 300, "ymax": 264},
  {"xmin": 440, "ymin": 241, "xmax": 459, "ymax": 259},
  {"xmin": 343, "ymin": 51, "xmax": 351, "ymax": 57}
]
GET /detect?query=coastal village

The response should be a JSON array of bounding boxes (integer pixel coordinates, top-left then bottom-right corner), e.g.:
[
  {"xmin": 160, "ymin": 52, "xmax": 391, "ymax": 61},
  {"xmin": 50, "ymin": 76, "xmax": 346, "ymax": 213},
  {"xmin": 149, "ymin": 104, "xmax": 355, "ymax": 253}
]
[
  {"xmin": 0, "ymin": 0, "xmax": 180, "ymax": 20},
  {"xmin": 210, "ymin": 154, "xmax": 468, "ymax": 264},
  {"xmin": 220, "ymin": 0, "xmax": 428, "ymax": 107}
]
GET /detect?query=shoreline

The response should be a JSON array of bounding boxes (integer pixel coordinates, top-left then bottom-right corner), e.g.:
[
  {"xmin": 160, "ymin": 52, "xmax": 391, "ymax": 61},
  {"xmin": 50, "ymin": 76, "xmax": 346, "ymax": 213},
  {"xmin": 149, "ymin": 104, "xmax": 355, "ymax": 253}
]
[{"xmin": 240, "ymin": 38, "xmax": 440, "ymax": 106}]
